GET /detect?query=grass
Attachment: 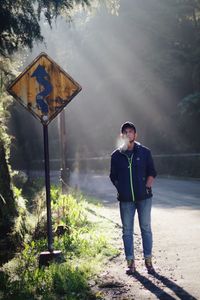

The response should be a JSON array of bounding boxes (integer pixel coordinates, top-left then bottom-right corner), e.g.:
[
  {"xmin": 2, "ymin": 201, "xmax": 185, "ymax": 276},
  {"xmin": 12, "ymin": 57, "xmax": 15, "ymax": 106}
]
[{"xmin": 0, "ymin": 185, "xmax": 119, "ymax": 300}]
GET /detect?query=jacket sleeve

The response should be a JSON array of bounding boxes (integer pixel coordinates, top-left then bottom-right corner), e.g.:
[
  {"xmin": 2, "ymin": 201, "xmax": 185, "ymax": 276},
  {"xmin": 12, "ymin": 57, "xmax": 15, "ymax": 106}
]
[
  {"xmin": 146, "ymin": 150, "xmax": 157, "ymax": 178},
  {"xmin": 109, "ymin": 155, "xmax": 118, "ymax": 188}
]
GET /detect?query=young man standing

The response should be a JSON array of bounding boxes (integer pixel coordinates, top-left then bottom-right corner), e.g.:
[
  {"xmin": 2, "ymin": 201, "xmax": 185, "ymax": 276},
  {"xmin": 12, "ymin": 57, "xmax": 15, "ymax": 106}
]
[{"xmin": 110, "ymin": 122, "xmax": 157, "ymax": 275}]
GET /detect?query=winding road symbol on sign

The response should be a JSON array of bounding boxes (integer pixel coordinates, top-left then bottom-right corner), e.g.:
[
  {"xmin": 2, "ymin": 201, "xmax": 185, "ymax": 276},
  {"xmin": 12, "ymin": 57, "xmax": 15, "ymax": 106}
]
[{"xmin": 31, "ymin": 64, "xmax": 53, "ymax": 114}]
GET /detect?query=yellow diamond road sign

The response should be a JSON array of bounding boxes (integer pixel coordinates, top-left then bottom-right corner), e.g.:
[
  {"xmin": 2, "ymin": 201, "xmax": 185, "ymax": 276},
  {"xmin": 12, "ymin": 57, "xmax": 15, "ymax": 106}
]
[{"xmin": 7, "ymin": 52, "xmax": 82, "ymax": 125}]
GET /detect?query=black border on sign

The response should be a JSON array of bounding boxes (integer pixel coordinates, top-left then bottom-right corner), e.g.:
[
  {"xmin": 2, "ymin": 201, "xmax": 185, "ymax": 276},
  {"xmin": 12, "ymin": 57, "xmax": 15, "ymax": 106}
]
[{"xmin": 6, "ymin": 52, "xmax": 82, "ymax": 126}]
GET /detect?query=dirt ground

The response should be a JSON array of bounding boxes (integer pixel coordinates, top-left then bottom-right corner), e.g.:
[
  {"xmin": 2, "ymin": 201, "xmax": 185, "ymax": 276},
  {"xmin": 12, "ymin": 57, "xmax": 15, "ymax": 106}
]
[{"xmin": 72, "ymin": 175, "xmax": 200, "ymax": 300}]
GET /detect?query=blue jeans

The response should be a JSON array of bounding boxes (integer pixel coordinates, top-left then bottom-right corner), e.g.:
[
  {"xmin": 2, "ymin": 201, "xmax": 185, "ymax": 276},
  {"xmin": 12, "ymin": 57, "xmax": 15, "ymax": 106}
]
[{"xmin": 119, "ymin": 198, "xmax": 153, "ymax": 260}]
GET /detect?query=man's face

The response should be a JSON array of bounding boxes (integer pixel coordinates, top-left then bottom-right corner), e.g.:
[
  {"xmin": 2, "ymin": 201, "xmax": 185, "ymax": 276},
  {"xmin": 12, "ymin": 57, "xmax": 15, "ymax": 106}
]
[{"xmin": 122, "ymin": 128, "xmax": 137, "ymax": 144}]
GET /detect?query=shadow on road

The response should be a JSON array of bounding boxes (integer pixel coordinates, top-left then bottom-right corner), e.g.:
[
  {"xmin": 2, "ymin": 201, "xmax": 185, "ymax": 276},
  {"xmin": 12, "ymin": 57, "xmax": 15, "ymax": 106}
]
[{"xmin": 132, "ymin": 271, "xmax": 197, "ymax": 300}]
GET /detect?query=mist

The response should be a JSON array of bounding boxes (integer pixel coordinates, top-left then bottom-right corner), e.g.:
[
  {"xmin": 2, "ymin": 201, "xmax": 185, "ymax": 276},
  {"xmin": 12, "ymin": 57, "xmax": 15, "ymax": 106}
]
[{"xmin": 9, "ymin": 0, "xmax": 198, "ymax": 174}]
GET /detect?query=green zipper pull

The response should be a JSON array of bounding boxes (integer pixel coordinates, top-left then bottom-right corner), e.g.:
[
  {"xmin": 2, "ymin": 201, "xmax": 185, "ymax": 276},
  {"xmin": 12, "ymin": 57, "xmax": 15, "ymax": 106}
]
[{"xmin": 127, "ymin": 154, "xmax": 135, "ymax": 202}]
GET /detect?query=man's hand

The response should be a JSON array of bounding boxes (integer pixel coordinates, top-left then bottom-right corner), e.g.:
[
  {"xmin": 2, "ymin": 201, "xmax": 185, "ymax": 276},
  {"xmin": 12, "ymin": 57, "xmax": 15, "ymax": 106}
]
[{"xmin": 146, "ymin": 176, "xmax": 154, "ymax": 188}]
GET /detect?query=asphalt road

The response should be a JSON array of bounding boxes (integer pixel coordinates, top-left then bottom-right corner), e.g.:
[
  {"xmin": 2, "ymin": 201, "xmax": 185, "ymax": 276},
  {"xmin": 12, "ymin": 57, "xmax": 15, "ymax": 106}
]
[
  {"xmin": 70, "ymin": 173, "xmax": 200, "ymax": 209},
  {"xmin": 70, "ymin": 173, "xmax": 200, "ymax": 300}
]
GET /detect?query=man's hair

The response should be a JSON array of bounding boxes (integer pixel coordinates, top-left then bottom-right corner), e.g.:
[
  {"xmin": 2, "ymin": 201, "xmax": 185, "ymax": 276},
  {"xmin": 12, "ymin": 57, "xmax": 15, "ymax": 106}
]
[{"xmin": 121, "ymin": 122, "xmax": 136, "ymax": 133}]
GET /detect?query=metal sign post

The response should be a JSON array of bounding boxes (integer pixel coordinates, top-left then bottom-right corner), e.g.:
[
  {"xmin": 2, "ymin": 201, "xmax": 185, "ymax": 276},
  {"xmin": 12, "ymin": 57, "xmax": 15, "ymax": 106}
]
[
  {"xmin": 43, "ymin": 124, "xmax": 53, "ymax": 252},
  {"xmin": 7, "ymin": 52, "xmax": 82, "ymax": 266}
]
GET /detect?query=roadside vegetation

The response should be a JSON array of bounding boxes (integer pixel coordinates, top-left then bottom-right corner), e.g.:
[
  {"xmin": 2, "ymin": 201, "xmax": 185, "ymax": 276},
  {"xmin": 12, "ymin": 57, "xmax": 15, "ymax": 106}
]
[{"xmin": 0, "ymin": 181, "xmax": 118, "ymax": 300}]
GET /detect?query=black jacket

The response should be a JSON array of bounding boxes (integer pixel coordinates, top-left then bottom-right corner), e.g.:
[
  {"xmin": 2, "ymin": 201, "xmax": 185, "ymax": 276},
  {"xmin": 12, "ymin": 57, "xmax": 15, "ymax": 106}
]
[{"xmin": 110, "ymin": 142, "xmax": 157, "ymax": 202}]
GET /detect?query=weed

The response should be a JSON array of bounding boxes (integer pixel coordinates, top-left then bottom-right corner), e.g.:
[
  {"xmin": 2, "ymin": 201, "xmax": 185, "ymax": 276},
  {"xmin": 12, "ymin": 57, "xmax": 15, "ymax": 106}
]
[{"xmin": 0, "ymin": 190, "xmax": 117, "ymax": 300}]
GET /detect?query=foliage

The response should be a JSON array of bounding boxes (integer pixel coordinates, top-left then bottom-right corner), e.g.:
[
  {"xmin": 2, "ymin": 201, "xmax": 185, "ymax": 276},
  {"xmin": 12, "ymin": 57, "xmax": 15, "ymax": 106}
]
[
  {"xmin": 1, "ymin": 253, "xmax": 93, "ymax": 299},
  {"xmin": 51, "ymin": 186, "xmax": 90, "ymax": 231},
  {"xmin": 177, "ymin": 92, "xmax": 200, "ymax": 151},
  {"xmin": 0, "ymin": 191, "xmax": 118, "ymax": 299},
  {"xmin": 0, "ymin": 0, "xmax": 92, "ymax": 56},
  {"xmin": 155, "ymin": 2, "xmax": 200, "ymax": 153},
  {"xmin": 178, "ymin": 92, "xmax": 200, "ymax": 116},
  {"xmin": 0, "ymin": 56, "xmax": 26, "ymax": 262},
  {"xmin": 0, "ymin": 0, "xmax": 120, "ymax": 56}
]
